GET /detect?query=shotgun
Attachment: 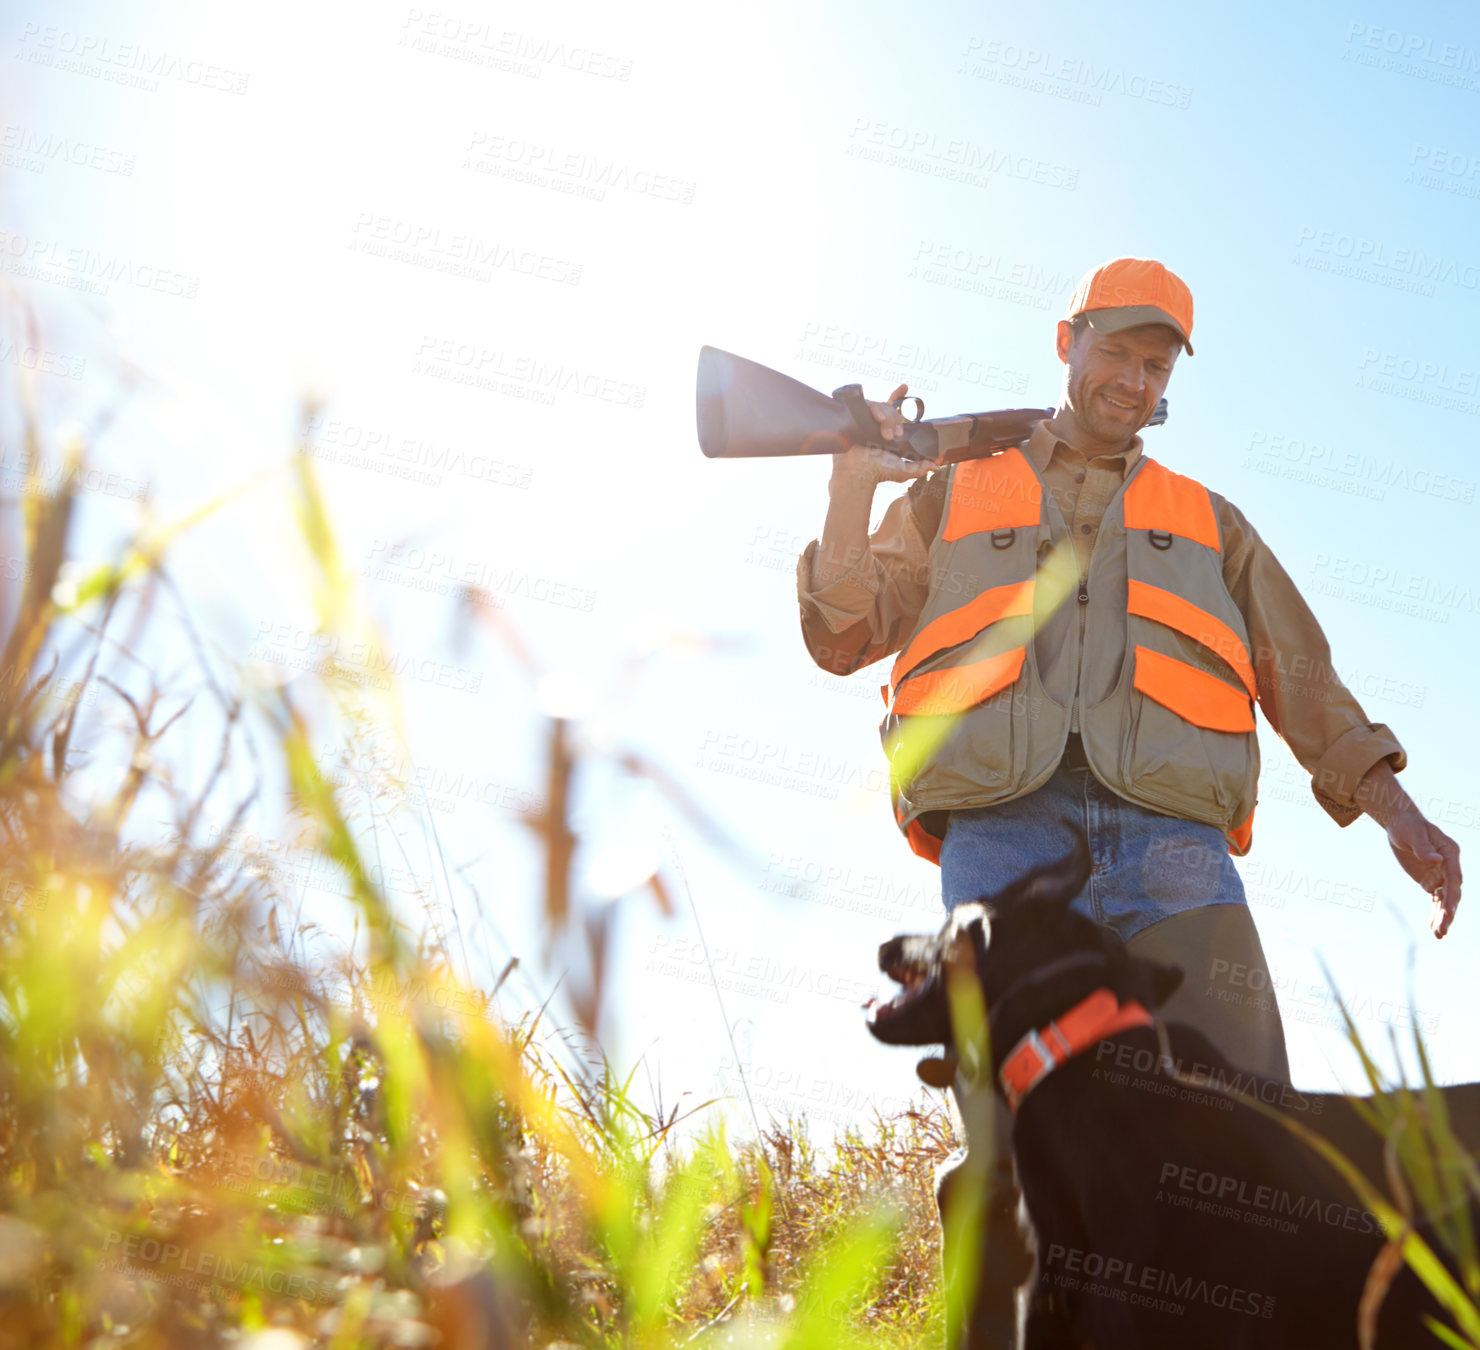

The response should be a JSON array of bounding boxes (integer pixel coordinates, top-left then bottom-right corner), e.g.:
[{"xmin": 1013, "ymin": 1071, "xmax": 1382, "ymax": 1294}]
[{"xmin": 695, "ymin": 345, "xmax": 1166, "ymax": 466}]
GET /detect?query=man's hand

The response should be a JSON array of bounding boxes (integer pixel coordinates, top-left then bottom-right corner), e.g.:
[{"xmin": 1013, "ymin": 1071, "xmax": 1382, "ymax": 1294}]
[
  {"xmin": 1385, "ymin": 811, "xmax": 1462, "ymax": 938},
  {"xmin": 829, "ymin": 384, "xmax": 940, "ymax": 492},
  {"xmin": 1354, "ymin": 759, "xmax": 1462, "ymax": 937}
]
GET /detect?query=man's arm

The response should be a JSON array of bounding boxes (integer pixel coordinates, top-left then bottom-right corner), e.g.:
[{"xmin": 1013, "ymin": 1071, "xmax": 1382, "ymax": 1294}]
[
  {"xmin": 1220, "ymin": 500, "xmax": 1462, "ymax": 936},
  {"xmin": 796, "ymin": 386, "xmax": 945, "ymax": 676}
]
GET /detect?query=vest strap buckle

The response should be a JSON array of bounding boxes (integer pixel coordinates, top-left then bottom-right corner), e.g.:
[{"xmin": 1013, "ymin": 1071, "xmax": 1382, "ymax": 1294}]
[
  {"xmin": 1148, "ymin": 529, "xmax": 1174, "ymax": 551},
  {"xmin": 991, "ymin": 528, "xmax": 1016, "ymax": 550}
]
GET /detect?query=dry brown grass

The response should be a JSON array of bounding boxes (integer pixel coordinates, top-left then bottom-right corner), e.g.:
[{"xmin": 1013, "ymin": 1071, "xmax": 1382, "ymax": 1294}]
[{"xmin": 0, "ymin": 306, "xmax": 956, "ymax": 1349}]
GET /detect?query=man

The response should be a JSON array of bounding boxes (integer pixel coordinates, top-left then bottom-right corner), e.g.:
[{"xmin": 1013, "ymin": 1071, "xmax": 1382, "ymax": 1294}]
[{"xmin": 795, "ymin": 257, "xmax": 1462, "ymax": 1348}]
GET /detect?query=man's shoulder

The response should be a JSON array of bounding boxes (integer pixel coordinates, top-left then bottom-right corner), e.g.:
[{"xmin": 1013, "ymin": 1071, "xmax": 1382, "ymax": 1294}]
[
  {"xmin": 878, "ymin": 468, "xmax": 948, "ymax": 548},
  {"xmin": 1149, "ymin": 457, "xmax": 1253, "ymax": 526}
]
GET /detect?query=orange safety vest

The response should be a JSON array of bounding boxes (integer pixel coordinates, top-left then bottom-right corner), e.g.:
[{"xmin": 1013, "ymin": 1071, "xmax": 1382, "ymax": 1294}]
[{"xmin": 881, "ymin": 447, "xmax": 1259, "ymax": 865}]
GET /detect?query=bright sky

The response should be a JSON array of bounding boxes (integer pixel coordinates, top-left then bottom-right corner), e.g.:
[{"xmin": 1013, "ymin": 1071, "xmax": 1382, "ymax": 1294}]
[{"xmin": 5, "ymin": 0, "xmax": 1480, "ymax": 1145}]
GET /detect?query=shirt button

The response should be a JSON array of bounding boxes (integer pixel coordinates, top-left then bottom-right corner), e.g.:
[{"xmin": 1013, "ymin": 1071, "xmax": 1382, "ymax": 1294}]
[
  {"xmin": 1080, "ymin": 524, "xmax": 1092, "ymax": 534},
  {"xmin": 1075, "ymin": 472, "xmax": 1086, "ymax": 483}
]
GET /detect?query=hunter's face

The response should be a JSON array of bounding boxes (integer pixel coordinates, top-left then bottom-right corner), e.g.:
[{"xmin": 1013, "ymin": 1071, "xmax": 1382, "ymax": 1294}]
[{"xmin": 1056, "ymin": 321, "xmax": 1182, "ymax": 452}]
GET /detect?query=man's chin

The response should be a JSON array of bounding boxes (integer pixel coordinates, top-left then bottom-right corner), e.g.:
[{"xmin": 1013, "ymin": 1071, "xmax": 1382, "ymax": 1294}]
[{"xmin": 1085, "ymin": 415, "xmax": 1140, "ymax": 443}]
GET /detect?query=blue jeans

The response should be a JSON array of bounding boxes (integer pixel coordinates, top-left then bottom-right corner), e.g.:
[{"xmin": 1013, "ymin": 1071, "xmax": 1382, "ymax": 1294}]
[{"xmin": 939, "ymin": 758, "xmax": 1248, "ymax": 945}]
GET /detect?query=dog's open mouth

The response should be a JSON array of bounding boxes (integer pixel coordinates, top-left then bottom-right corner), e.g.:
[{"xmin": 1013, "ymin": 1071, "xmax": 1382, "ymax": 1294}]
[
  {"xmin": 865, "ymin": 970, "xmax": 934, "ymax": 1021},
  {"xmin": 865, "ymin": 940, "xmax": 946, "ymax": 1042}
]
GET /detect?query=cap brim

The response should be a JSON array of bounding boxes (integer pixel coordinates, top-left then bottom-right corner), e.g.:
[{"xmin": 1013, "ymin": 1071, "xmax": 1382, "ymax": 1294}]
[{"xmin": 1083, "ymin": 306, "xmax": 1193, "ymax": 356}]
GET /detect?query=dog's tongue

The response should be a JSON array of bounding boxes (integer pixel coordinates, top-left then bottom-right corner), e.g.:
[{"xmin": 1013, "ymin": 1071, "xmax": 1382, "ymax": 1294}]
[
  {"xmin": 864, "ymin": 984, "xmax": 918, "ymax": 1025},
  {"xmin": 864, "ymin": 992, "xmax": 901, "ymax": 1024}
]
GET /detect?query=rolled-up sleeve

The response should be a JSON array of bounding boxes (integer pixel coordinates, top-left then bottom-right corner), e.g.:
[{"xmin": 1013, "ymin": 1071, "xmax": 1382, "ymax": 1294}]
[
  {"xmin": 1220, "ymin": 500, "xmax": 1406, "ymax": 826},
  {"xmin": 796, "ymin": 472, "xmax": 946, "ymax": 676}
]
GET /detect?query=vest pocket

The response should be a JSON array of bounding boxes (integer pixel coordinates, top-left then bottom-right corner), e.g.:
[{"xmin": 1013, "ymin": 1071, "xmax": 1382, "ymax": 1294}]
[
  {"xmin": 1121, "ymin": 647, "xmax": 1255, "ymax": 818},
  {"xmin": 892, "ymin": 646, "xmax": 1025, "ymax": 716},
  {"xmin": 883, "ymin": 642, "xmax": 1043, "ymax": 801},
  {"xmin": 1132, "ymin": 647, "xmax": 1255, "ymax": 733}
]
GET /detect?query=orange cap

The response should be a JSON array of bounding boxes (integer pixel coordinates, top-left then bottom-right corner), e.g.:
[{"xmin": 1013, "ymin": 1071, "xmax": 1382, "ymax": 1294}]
[{"xmin": 1065, "ymin": 257, "xmax": 1194, "ymax": 355}]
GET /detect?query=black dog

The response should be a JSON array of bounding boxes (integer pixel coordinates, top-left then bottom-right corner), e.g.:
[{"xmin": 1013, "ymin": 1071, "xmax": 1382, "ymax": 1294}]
[{"xmin": 867, "ymin": 844, "xmax": 1476, "ymax": 1348}]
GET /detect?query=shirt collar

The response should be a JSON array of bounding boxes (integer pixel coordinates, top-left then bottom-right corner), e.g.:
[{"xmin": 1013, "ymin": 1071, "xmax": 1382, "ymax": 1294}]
[{"xmin": 1022, "ymin": 420, "xmax": 1144, "ymax": 476}]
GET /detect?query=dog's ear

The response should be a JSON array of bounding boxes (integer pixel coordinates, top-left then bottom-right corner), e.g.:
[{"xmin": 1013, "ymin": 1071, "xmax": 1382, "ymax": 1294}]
[
  {"xmin": 978, "ymin": 837, "xmax": 1090, "ymax": 920},
  {"xmin": 915, "ymin": 1053, "xmax": 958, "ymax": 1088}
]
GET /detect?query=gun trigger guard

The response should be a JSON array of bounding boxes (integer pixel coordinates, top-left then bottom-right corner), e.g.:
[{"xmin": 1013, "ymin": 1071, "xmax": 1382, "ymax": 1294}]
[{"xmin": 894, "ymin": 395, "xmax": 925, "ymax": 424}]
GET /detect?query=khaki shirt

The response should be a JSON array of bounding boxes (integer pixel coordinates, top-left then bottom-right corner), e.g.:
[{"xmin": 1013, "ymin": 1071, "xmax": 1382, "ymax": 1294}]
[{"xmin": 796, "ymin": 420, "xmax": 1405, "ymax": 827}]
